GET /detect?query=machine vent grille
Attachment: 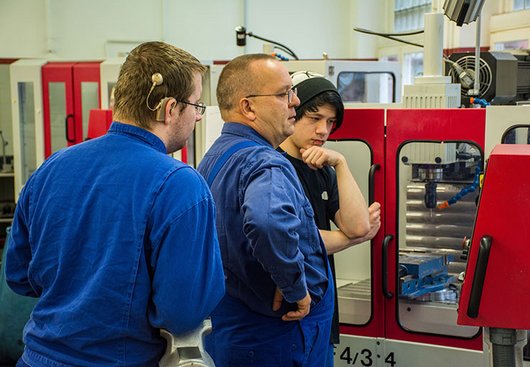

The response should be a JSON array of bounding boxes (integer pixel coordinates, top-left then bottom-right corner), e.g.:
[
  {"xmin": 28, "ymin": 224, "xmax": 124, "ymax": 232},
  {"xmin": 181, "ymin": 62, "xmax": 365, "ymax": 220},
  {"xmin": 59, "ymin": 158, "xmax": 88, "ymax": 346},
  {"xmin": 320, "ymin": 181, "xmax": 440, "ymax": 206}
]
[{"xmin": 448, "ymin": 56, "xmax": 493, "ymax": 98}]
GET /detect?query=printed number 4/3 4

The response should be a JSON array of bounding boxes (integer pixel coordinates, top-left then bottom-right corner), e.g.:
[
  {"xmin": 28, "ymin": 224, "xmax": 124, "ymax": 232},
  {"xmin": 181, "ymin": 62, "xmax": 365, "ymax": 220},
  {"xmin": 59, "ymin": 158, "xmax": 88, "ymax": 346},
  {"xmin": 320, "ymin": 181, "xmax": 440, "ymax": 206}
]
[{"xmin": 338, "ymin": 347, "xmax": 396, "ymax": 367}]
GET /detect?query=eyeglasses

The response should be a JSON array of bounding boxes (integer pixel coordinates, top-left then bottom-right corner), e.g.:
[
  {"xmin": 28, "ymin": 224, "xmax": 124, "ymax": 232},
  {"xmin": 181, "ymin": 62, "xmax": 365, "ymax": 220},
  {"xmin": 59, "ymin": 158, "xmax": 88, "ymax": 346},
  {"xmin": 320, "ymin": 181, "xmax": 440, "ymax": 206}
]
[
  {"xmin": 176, "ymin": 99, "xmax": 207, "ymax": 115},
  {"xmin": 246, "ymin": 87, "xmax": 298, "ymax": 104}
]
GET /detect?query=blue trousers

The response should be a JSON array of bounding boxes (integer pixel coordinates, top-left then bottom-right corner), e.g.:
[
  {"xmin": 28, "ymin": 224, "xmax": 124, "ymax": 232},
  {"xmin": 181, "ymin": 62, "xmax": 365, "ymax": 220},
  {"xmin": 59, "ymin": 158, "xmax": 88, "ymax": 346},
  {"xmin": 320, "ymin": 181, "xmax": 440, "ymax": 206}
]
[
  {"xmin": 206, "ymin": 283, "xmax": 334, "ymax": 367},
  {"xmin": 325, "ymin": 343, "xmax": 335, "ymax": 366}
]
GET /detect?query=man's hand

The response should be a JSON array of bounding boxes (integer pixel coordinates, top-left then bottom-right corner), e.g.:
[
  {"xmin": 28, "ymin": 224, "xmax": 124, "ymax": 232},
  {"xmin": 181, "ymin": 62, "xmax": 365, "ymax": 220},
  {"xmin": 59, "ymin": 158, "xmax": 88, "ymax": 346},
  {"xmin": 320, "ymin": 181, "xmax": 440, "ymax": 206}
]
[
  {"xmin": 300, "ymin": 146, "xmax": 344, "ymax": 170},
  {"xmin": 272, "ymin": 287, "xmax": 311, "ymax": 321},
  {"xmin": 272, "ymin": 287, "xmax": 283, "ymax": 312},
  {"xmin": 352, "ymin": 202, "xmax": 381, "ymax": 244},
  {"xmin": 367, "ymin": 202, "xmax": 381, "ymax": 238}
]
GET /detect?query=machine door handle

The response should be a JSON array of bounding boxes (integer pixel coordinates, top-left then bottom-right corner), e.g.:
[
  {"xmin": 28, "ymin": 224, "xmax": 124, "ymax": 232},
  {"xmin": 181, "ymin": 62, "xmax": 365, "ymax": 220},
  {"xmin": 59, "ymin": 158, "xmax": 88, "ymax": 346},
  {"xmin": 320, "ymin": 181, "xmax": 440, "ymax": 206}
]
[
  {"xmin": 368, "ymin": 163, "xmax": 380, "ymax": 205},
  {"xmin": 382, "ymin": 235, "xmax": 394, "ymax": 299},
  {"xmin": 467, "ymin": 235, "xmax": 492, "ymax": 318},
  {"xmin": 65, "ymin": 114, "xmax": 76, "ymax": 143}
]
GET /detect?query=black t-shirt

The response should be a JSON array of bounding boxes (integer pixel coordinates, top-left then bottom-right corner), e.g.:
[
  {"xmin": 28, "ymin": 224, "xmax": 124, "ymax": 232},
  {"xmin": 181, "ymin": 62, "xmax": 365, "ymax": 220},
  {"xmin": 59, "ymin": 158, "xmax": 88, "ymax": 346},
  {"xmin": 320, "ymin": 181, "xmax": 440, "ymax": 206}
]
[{"xmin": 282, "ymin": 150, "xmax": 341, "ymax": 344}]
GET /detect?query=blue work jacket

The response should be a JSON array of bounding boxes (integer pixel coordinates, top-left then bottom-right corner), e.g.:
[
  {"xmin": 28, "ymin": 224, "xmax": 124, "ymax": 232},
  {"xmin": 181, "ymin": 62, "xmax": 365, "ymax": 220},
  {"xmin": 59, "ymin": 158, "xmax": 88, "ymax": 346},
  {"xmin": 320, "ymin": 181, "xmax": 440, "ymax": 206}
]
[
  {"xmin": 197, "ymin": 122, "xmax": 329, "ymax": 317},
  {"xmin": 6, "ymin": 122, "xmax": 225, "ymax": 367}
]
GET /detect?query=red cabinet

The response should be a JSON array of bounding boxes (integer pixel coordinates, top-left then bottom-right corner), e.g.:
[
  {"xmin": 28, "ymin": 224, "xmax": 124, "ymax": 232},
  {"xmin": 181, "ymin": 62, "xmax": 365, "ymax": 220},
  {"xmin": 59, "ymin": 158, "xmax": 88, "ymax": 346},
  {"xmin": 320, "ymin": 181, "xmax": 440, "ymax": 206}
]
[
  {"xmin": 329, "ymin": 108, "xmax": 386, "ymax": 339},
  {"xmin": 42, "ymin": 62, "xmax": 101, "ymax": 157},
  {"xmin": 329, "ymin": 108, "xmax": 488, "ymax": 366}
]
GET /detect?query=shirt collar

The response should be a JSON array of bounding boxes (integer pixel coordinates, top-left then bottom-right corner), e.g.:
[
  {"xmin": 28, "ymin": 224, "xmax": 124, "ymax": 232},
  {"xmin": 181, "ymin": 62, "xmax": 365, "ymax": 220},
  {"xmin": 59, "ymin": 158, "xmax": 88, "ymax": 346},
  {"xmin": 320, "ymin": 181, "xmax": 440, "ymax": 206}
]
[
  {"xmin": 275, "ymin": 146, "xmax": 288, "ymax": 157},
  {"xmin": 108, "ymin": 122, "xmax": 167, "ymax": 153},
  {"xmin": 221, "ymin": 122, "xmax": 272, "ymax": 147}
]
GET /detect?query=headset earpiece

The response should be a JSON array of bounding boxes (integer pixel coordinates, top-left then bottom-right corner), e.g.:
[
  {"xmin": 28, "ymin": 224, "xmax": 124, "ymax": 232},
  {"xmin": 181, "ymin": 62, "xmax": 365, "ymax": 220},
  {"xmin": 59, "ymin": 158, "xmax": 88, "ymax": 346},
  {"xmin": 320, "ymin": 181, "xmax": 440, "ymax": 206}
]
[
  {"xmin": 155, "ymin": 97, "xmax": 172, "ymax": 121},
  {"xmin": 146, "ymin": 72, "xmax": 165, "ymax": 111},
  {"xmin": 152, "ymin": 73, "xmax": 163, "ymax": 86}
]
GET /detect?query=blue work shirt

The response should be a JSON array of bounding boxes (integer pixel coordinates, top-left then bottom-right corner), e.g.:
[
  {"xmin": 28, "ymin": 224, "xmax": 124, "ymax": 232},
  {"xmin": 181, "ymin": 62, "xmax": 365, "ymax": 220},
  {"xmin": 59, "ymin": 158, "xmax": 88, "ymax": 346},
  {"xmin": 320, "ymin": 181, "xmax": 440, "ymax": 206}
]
[
  {"xmin": 197, "ymin": 122, "xmax": 329, "ymax": 317},
  {"xmin": 6, "ymin": 122, "xmax": 225, "ymax": 367}
]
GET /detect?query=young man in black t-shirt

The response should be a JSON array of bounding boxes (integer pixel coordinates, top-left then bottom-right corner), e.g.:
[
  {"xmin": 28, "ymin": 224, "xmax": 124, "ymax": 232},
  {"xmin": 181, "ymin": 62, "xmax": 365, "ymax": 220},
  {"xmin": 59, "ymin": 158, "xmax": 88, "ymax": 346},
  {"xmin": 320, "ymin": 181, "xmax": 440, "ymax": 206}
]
[{"xmin": 279, "ymin": 71, "xmax": 381, "ymax": 367}]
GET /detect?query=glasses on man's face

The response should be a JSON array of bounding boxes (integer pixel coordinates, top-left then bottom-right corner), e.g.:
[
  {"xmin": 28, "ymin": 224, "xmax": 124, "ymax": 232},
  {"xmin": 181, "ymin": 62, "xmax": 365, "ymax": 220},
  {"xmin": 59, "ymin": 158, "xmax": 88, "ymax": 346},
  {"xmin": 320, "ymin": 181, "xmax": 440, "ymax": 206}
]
[
  {"xmin": 246, "ymin": 87, "xmax": 298, "ymax": 104},
  {"xmin": 176, "ymin": 99, "xmax": 207, "ymax": 115}
]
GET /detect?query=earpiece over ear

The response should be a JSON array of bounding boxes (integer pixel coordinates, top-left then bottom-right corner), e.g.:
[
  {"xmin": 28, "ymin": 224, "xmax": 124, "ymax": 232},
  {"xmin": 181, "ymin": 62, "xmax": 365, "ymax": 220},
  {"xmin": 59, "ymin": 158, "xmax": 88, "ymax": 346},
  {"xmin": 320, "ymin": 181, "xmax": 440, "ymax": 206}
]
[{"xmin": 155, "ymin": 97, "xmax": 173, "ymax": 121}]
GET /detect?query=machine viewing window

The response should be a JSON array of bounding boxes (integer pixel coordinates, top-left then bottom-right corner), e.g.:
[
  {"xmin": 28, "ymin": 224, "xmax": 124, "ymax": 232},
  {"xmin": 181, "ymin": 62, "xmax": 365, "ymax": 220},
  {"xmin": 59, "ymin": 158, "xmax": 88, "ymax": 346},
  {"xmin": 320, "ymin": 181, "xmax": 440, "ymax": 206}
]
[
  {"xmin": 107, "ymin": 82, "xmax": 116, "ymax": 109},
  {"xmin": 80, "ymin": 82, "xmax": 99, "ymax": 141},
  {"xmin": 337, "ymin": 72, "xmax": 395, "ymax": 103},
  {"xmin": 17, "ymin": 82, "xmax": 37, "ymax": 185},
  {"xmin": 397, "ymin": 141, "xmax": 481, "ymax": 338},
  {"xmin": 325, "ymin": 140, "xmax": 373, "ymax": 326},
  {"xmin": 502, "ymin": 125, "xmax": 530, "ymax": 144},
  {"xmin": 48, "ymin": 82, "xmax": 67, "ymax": 154}
]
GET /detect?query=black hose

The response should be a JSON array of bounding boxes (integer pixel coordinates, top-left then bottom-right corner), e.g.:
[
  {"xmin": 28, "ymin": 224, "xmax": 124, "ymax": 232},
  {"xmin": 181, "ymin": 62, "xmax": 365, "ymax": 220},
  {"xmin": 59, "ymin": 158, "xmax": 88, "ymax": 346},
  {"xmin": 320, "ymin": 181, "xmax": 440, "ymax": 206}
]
[
  {"xmin": 353, "ymin": 27, "xmax": 424, "ymax": 48},
  {"xmin": 247, "ymin": 32, "xmax": 299, "ymax": 60}
]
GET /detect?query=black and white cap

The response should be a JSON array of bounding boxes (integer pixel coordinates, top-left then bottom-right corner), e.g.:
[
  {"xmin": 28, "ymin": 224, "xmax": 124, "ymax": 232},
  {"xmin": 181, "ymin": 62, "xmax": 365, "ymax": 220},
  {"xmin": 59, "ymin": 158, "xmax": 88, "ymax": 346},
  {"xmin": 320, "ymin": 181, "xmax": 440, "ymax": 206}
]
[
  {"xmin": 291, "ymin": 71, "xmax": 340, "ymax": 109},
  {"xmin": 291, "ymin": 71, "xmax": 343, "ymax": 132}
]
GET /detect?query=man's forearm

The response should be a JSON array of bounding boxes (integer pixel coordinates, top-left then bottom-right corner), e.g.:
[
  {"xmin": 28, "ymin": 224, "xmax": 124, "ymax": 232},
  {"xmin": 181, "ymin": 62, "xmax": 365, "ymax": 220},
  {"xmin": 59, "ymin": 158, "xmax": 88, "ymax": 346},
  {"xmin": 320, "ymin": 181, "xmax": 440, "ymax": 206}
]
[
  {"xmin": 334, "ymin": 158, "xmax": 370, "ymax": 238},
  {"xmin": 320, "ymin": 229, "xmax": 367, "ymax": 255}
]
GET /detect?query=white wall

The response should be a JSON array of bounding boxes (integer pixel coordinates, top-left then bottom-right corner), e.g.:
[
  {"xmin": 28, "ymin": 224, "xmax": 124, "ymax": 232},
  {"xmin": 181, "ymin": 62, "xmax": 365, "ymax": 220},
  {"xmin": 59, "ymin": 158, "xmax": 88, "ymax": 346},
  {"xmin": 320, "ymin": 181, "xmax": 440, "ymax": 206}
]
[
  {"xmin": 490, "ymin": 8, "xmax": 530, "ymax": 49},
  {"xmin": 46, "ymin": 0, "xmax": 163, "ymax": 60},
  {"xmin": 2, "ymin": 1, "xmax": 529, "ymax": 61},
  {"xmin": 244, "ymin": 0, "xmax": 353, "ymax": 59},
  {"xmin": 0, "ymin": 0, "xmax": 49, "ymax": 58},
  {"xmin": 163, "ymin": 0, "xmax": 244, "ymax": 61},
  {"xmin": 349, "ymin": 0, "xmax": 388, "ymax": 58},
  {"xmin": 0, "ymin": 0, "xmax": 368, "ymax": 61},
  {"xmin": 378, "ymin": 0, "xmax": 500, "ymax": 57}
]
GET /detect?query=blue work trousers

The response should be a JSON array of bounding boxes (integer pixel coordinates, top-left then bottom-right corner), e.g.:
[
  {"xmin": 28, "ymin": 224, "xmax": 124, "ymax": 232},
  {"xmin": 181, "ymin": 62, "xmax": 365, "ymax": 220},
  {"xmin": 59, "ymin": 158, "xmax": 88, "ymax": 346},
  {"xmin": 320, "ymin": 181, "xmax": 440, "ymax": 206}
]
[{"xmin": 206, "ymin": 281, "xmax": 334, "ymax": 367}]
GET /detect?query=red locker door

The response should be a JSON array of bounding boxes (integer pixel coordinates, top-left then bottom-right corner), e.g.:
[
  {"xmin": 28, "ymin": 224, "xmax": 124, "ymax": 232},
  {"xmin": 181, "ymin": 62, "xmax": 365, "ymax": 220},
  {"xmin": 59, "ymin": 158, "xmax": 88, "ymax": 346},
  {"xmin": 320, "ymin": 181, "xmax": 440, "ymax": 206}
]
[
  {"xmin": 73, "ymin": 62, "xmax": 102, "ymax": 142},
  {"xmin": 327, "ymin": 108, "xmax": 386, "ymax": 338},
  {"xmin": 384, "ymin": 108, "xmax": 486, "ymax": 350},
  {"xmin": 42, "ymin": 62, "xmax": 76, "ymax": 157},
  {"xmin": 42, "ymin": 62, "xmax": 101, "ymax": 158}
]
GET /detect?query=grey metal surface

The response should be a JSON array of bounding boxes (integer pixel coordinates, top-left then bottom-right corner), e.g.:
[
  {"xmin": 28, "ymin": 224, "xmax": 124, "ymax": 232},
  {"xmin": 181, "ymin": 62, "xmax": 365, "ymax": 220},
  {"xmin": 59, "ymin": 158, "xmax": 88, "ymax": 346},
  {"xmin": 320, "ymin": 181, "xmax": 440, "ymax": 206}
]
[
  {"xmin": 337, "ymin": 279, "xmax": 372, "ymax": 325},
  {"xmin": 338, "ymin": 278, "xmax": 371, "ymax": 300},
  {"xmin": 398, "ymin": 180, "xmax": 480, "ymax": 336},
  {"xmin": 399, "ymin": 299, "xmax": 479, "ymax": 337},
  {"xmin": 159, "ymin": 319, "xmax": 214, "ymax": 367},
  {"xmin": 405, "ymin": 182, "xmax": 477, "ymax": 251}
]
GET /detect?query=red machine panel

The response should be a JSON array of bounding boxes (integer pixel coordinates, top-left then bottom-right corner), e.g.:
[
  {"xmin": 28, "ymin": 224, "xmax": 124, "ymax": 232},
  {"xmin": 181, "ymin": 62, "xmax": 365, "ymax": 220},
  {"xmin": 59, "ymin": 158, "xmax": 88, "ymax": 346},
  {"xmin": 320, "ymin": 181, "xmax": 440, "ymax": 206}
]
[
  {"xmin": 458, "ymin": 144, "xmax": 530, "ymax": 329},
  {"xmin": 329, "ymin": 108, "xmax": 386, "ymax": 338},
  {"xmin": 385, "ymin": 108, "xmax": 486, "ymax": 350},
  {"xmin": 86, "ymin": 109, "xmax": 112, "ymax": 139}
]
